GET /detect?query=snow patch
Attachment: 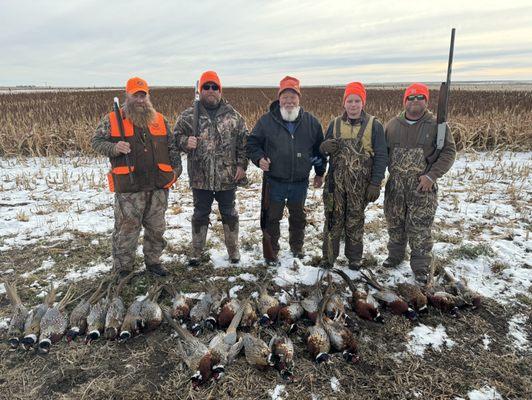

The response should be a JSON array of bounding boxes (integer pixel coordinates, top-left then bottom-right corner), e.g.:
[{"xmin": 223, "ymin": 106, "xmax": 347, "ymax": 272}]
[
  {"xmin": 466, "ymin": 386, "xmax": 503, "ymax": 400},
  {"xmin": 508, "ymin": 314, "xmax": 530, "ymax": 351},
  {"xmin": 407, "ymin": 324, "xmax": 455, "ymax": 356},
  {"xmin": 330, "ymin": 376, "xmax": 340, "ymax": 392},
  {"xmin": 64, "ymin": 263, "xmax": 111, "ymax": 281},
  {"xmin": 269, "ymin": 384, "xmax": 286, "ymax": 400}
]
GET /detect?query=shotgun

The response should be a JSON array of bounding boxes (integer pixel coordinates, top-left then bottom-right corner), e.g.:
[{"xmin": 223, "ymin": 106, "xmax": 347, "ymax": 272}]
[
  {"xmin": 260, "ymin": 174, "xmax": 276, "ymax": 261},
  {"xmin": 113, "ymin": 97, "xmax": 134, "ymax": 185},
  {"xmin": 425, "ymin": 28, "xmax": 456, "ymax": 174},
  {"xmin": 191, "ymin": 80, "xmax": 200, "ymax": 158}
]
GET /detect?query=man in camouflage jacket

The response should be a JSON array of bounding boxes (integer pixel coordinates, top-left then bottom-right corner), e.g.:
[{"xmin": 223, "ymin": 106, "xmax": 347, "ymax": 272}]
[
  {"xmin": 92, "ymin": 77, "xmax": 182, "ymax": 277},
  {"xmin": 384, "ymin": 83, "xmax": 456, "ymax": 284},
  {"xmin": 173, "ymin": 71, "xmax": 249, "ymax": 265}
]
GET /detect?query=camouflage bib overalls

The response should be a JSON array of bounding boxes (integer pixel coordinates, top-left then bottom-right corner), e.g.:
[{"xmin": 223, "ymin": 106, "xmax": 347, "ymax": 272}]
[
  {"xmin": 323, "ymin": 116, "xmax": 374, "ymax": 265},
  {"xmin": 384, "ymin": 122, "xmax": 438, "ymax": 280}
]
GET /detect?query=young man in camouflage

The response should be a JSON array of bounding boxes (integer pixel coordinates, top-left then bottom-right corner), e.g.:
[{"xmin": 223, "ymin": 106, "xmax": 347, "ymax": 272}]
[
  {"xmin": 173, "ymin": 71, "xmax": 249, "ymax": 265},
  {"xmin": 247, "ymin": 76, "xmax": 326, "ymax": 265},
  {"xmin": 92, "ymin": 77, "xmax": 182, "ymax": 277},
  {"xmin": 384, "ymin": 83, "xmax": 456, "ymax": 284},
  {"xmin": 320, "ymin": 82, "xmax": 387, "ymax": 270}
]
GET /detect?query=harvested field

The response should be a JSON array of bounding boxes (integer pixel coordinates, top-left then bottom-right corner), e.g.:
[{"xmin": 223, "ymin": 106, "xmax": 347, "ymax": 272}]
[{"xmin": 0, "ymin": 87, "xmax": 531, "ymax": 157}]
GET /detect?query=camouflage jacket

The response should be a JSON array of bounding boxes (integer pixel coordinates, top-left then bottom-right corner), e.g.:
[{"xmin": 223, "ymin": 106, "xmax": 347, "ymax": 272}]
[
  {"xmin": 385, "ymin": 110, "xmax": 456, "ymax": 181},
  {"xmin": 92, "ymin": 113, "xmax": 182, "ymax": 179},
  {"xmin": 173, "ymin": 99, "xmax": 249, "ymax": 191}
]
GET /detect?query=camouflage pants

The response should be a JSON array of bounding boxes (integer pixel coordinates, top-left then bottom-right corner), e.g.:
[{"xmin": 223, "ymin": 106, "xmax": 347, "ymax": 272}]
[
  {"xmin": 322, "ymin": 171, "xmax": 370, "ymax": 264},
  {"xmin": 112, "ymin": 189, "xmax": 169, "ymax": 271},
  {"xmin": 384, "ymin": 174, "xmax": 437, "ymax": 274}
]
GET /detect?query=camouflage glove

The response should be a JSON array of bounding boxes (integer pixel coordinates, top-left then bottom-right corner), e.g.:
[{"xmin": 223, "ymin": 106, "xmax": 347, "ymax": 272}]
[
  {"xmin": 320, "ymin": 139, "xmax": 339, "ymax": 155},
  {"xmin": 365, "ymin": 183, "xmax": 381, "ymax": 202}
]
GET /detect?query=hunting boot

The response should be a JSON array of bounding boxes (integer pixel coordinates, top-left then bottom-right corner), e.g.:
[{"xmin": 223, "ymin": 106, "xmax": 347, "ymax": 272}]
[
  {"xmin": 383, "ymin": 240, "xmax": 406, "ymax": 268},
  {"xmin": 145, "ymin": 263, "xmax": 169, "ymax": 277},
  {"xmin": 410, "ymin": 254, "xmax": 432, "ymax": 286},
  {"xmin": 222, "ymin": 219, "xmax": 240, "ymax": 264},
  {"xmin": 264, "ymin": 201, "xmax": 285, "ymax": 265},
  {"xmin": 287, "ymin": 202, "xmax": 306, "ymax": 259},
  {"xmin": 189, "ymin": 222, "xmax": 208, "ymax": 266},
  {"xmin": 345, "ymin": 238, "xmax": 364, "ymax": 271}
]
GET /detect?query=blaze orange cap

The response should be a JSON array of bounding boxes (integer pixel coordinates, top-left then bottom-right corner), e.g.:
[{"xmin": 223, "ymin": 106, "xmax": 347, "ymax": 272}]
[
  {"xmin": 278, "ymin": 76, "xmax": 301, "ymax": 97},
  {"xmin": 404, "ymin": 83, "xmax": 429, "ymax": 104},
  {"xmin": 199, "ymin": 71, "xmax": 222, "ymax": 92},
  {"xmin": 126, "ymin": 77, "xmax": 149, "ymax": 94},
  {"xmin": 343, "ymin": 82, "xmax": 366, "ymax": 106}
]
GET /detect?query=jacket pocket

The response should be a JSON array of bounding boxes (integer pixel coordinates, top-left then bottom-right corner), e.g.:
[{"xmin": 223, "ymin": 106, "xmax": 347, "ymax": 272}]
[
  {"xmin": 108, "ymin": 166, "xmax": 137, "ymax": 193},
  {"xmin": 155, "ymin": 163, "xmax": 176, "ymax": 189}
]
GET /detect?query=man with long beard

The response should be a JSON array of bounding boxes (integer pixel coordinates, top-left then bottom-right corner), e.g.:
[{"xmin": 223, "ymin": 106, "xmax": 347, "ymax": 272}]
[
  {"xmin": 247, "ymin": 76, "xmax": 326, "ymax": 265},
  {"xmin": 384, "ymin": 83, "xmax": 456, "ymax": 284},
  {"xmin": 173, "ymin": 71, "xmax": 249, "ymax": 266},
  {"xmin": 92, "ymin": 77, "xmax": 182, "ymax": 277}
]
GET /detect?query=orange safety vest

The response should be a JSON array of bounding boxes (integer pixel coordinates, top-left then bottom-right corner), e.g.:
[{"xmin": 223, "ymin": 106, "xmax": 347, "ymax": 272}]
[{"xmin": 107, "ymin": 110, "xmax": 176, "ymax": 193}]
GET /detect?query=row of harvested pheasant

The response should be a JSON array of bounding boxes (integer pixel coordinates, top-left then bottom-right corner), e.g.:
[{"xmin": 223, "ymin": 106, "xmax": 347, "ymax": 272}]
[{"xmin": 3, "ymin": 268, "xmax": 481, "ymax": 388}]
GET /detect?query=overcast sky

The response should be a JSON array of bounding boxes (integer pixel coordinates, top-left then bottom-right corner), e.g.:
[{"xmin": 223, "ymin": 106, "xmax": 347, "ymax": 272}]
[{"xmin": 1, "ymin": 0, "xmax": 531, "ymax": 87}]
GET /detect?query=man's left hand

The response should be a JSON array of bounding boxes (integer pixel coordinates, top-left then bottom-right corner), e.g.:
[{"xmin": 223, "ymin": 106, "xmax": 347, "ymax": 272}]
[
  {"xmin": 313, "ymin": 175, "xmax": 323, "ymax": 188},
  {"xmin": 234, "ymin": 166, "xmax": 246, "ymax": 182},
  {"xmin": 417, "ymin": 175, "xmax": 434, "ymax": 192}
]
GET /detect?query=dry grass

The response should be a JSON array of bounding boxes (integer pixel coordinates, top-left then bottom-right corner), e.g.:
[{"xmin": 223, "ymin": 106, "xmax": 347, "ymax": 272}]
[{"xmin": 1, "ymin": 88, "xmax": 531, "ymax": 157}]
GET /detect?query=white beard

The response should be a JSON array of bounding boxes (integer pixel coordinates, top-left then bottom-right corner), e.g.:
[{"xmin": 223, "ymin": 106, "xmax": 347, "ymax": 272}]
[{"xmin": 280, "ymin": 106, "xmax": 300, "ymax": 122}]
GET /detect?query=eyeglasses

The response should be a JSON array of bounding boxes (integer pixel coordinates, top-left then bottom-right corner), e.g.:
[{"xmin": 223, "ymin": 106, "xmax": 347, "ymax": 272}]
[
  {"xmin": 202, "ymin": 83, "xmax": 220, "ymax": 91},
  {"xmin": 406, "ymin": 94, "xmax": 426, "ymax": 101}
]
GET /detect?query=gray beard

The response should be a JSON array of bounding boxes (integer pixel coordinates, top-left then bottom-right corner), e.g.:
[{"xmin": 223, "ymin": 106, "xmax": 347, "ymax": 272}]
[
  {"xmin": 124, "ymin": 100, "xmax": 156, "ymax": 128},
  {"xmin": 280, "ymin": 106, "xmax": 300, "ymax": 122}
]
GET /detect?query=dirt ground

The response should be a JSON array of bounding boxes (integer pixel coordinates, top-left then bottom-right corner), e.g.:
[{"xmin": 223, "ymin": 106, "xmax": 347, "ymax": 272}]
[{"xmin": 1, "ymin": 232, "xmax": 531, "ymax": 400}]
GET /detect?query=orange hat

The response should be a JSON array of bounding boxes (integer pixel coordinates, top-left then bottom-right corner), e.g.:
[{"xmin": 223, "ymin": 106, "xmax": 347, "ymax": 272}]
[
  {"xmin": 343, "ymin": 82, "xmax": 366, "ymax": 106},
  {"xmin": 278, "ymin": 76, "xmax": 301, "ymax": 97},
  {"xmin": 404, "ymin": 83, "xmax": 429, "ymax": 104},
  {"xmin": 126, "ymin": 77, "xmax": 149, "ymax": 94},
  {"xmin": 199, "ymin": 70, "xmax": 222, "ymax": 92}
]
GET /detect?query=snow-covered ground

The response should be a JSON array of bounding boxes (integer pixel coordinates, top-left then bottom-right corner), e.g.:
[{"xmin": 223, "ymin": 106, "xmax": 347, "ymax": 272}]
[{"xmin": 1, "ymin": 152, "xmax": 531, "ymax": 351}]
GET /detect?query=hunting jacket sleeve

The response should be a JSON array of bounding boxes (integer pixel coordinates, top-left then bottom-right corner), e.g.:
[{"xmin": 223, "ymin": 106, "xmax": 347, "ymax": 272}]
[
  {"xmin": 312, "ymin": 119, "xmax": 326, "ymax": 177},
  {"xmin": 92, "ymin": 115, "xmax": 120, "ymax": 158},
  {"xmin": 172, "ymin": 107, "xmax": 194, "ymax": 154},
  {"xmin": 370, "ymin": 119, "xmax": 388, "ymax": 186},
  {"xmin": 247, "ymin": 118, "xmax": 267, "ymax": 166},
  {"xmin": 427, "ymin": 125, "xmax": 456, "ymax": 181},
  {"xmin": 236, "ymin": 114, "xmax": 250, "ymax": 170},
  {"xmin": 165, "ymin": 117, "xmax": 183, "ymax": 178}
]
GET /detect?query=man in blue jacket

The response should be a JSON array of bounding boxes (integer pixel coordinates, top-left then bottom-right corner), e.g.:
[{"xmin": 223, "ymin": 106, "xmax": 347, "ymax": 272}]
[{"xmin": 247, "ymin": 76, "xmax": 326, "ymax": 265}]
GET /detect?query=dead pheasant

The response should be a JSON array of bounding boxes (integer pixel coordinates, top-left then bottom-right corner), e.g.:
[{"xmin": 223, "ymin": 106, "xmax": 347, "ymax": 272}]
[
  {"xmin": 396, "ymin": 282, "xmax": 428, "ymax": 314},
  {"xmin": 164, "ymin": 284, "xmax": 193, "ymax": 323},
  {"xmin": 105, "ymin": 272, "xmax": 135, "ymax": 340},
  {"xmin": 67, "ymin": 278, "xmax": 107, "ymax": 342},
  {"xmin": 257, "ymin": 284, "xmax": 280, "ymax": 326},
  {"xmin": 38, "ymin": 285, "xmax": 76, "ymax": 353},
  {"xmin": 163, "ymin": 307, "xmax": 221, "ymax": 389},
  {"xmin": 4, "ymin": 281, "xmax": 29, "ymax": 349},
  {"xmin": 269, "ymin": 333, "xmax": 295, "ymax": 380},
  {"xmin": 360, "ymin": 270, "xmax": 417, "ymax": 321},
  {"xmin": 22, "ymin": 283, "xmax": 56, "ymax": 349},
  {"xmin": 332, "ymin": 268, "xmax": 384, "ymax": 323}
]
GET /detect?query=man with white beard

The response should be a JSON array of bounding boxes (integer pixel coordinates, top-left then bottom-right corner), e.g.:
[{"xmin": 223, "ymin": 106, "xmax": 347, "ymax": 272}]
[
  {"xmin": 92, "ymin": 77, "xmax": 182, "ymax": 277},
  {"xmin": 247, "ymin": 76, "xmax": 326, "ymax": 265}
]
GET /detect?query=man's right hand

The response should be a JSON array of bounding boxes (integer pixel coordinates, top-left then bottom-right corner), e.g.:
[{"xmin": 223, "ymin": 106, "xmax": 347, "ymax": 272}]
[
  {"xmin": 186, "ymin": 136, "xmax": 198, "ymax": 150},
  {"xmin": 259, "ymin": 157, "xmax": 271, "ymax": 171},
  {"xmin": 115, "ymin": 141, "xmax": 131, "ymax": 154}
]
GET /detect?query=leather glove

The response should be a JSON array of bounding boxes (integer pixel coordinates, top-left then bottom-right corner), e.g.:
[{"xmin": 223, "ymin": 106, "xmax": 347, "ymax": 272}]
[
  {"xmin": 320, "ymin": 139, "xmax": 339, "ymax": 155},
  {"xmin": 365, "ymin": 183, "xmax": 381, "ymax": 202}
]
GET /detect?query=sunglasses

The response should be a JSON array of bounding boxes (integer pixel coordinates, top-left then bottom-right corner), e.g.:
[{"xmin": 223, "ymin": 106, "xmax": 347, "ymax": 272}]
[
  {"xmin": 202, "ymin": 83, "xmax": 220, "ymax": 91},
  {"xmin": 406, "ymin": 94, "xmax": 426, "ymax": 101}
]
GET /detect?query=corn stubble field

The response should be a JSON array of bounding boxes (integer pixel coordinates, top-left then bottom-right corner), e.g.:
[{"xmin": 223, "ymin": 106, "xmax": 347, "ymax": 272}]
[{"xmin": 0, "ymin": 88, "xmax": 531, "ymax": 400}]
